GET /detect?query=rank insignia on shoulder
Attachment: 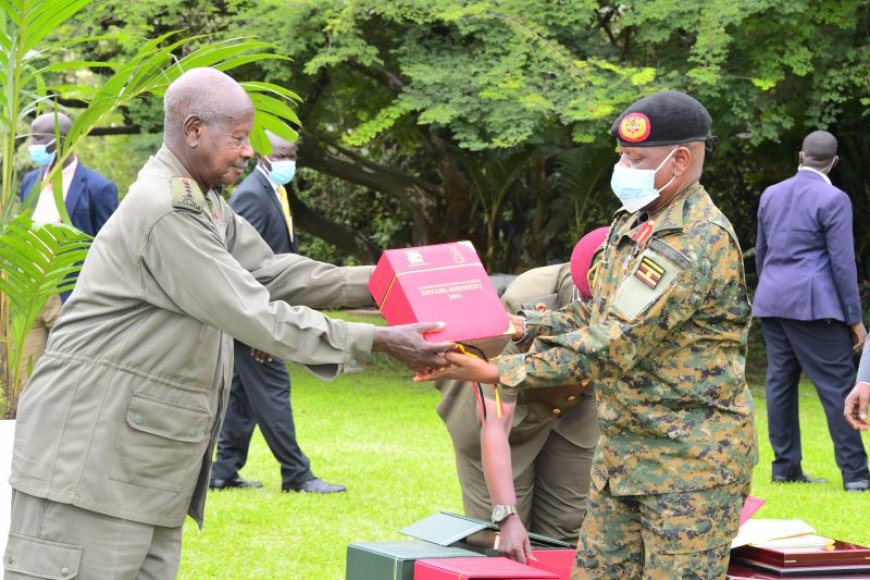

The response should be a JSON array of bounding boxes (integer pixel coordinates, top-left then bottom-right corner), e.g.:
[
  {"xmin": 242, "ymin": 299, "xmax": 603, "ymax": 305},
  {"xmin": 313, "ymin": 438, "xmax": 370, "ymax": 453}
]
[
  {"xmin": 635, "ymin": 256, "xmax": 665, "ymax": 288},
  {"xmin": 171, "ymin": 176, "xmax": 205, "ymax": 213}
]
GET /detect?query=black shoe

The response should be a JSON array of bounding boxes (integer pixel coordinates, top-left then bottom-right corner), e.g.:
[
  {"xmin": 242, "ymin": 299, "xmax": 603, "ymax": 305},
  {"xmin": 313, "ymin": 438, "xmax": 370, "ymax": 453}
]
[
  {"xmin": 844, "ymin": 480, "xmax": 869, "ymax": 492},
  {"xmin": 209, "ymin": 477, "xmax": 263, "ymax": 490},
  {"xmin": 282, "ymin": 478, "xmax": 347, "ymax": 494},
  {"xmin": 771, "ymin": 473, "xmax": 827, "ymax": 484}
]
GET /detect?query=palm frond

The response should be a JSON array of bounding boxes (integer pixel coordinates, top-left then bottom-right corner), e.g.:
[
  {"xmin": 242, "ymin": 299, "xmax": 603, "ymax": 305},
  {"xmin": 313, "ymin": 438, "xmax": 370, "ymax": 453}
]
[
  {"xmin": 0, "ymin": 214, "xmax": 92, "ymax": 314},
  {"xmin": 18, "ymin": 0, "xmax": 92, "ymax": 54}
]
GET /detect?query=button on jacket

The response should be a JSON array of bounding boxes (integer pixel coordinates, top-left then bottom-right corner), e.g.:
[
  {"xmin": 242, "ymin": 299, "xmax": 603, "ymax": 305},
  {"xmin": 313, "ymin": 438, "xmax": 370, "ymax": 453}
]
[
  {"xmin": 498, "ymin": 183, "xmax": 756, "ymax": 496},
  {"xmin": 11, "ymin": 146, "xmax": 377, "ymax": 528}
]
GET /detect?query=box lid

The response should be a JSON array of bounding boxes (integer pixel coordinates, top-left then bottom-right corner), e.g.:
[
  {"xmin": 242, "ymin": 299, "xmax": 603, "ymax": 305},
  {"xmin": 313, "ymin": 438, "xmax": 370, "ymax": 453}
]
[
  {"xmin": 415, "ymin": 556, "xmax": 559, "ymax": 578},
  {"xmin": 732, "ymin": 540, "xmax": 870, "ymax": 568},
  {"xmin": 401, "ymin": 513, "xmax": 491, "ymax": 547},
  {"xmin": 348, "ymin": 541, "xmax": 483, "ymax": 560},
  {"xmin": 369, "ymin": 241, "xmax": 481, "ymax": 305},
  {"xmin": 401, "ymin": 513, "xmax": 573, "ymax": 549},
  {"xmin": 528, "ymin": 549, "xmax": 574, "ymax": 579}
]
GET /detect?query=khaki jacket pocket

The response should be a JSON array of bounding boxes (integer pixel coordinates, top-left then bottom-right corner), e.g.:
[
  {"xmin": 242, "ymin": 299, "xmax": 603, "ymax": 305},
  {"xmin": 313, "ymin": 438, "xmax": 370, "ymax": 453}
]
[
  {"xmin": 109, "ymin": 393, "xmax": 210, "ymax": 492},
  {"xmin": 4, "ymin": 533, "xmax": 82, "ymax": 579}
]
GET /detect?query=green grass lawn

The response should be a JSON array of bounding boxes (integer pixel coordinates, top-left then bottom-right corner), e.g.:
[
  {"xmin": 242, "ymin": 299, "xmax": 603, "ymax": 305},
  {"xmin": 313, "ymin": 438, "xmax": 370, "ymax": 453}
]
[{"xmin": 178, "ymin": 354, "xmax": 870, "ymax": 579}]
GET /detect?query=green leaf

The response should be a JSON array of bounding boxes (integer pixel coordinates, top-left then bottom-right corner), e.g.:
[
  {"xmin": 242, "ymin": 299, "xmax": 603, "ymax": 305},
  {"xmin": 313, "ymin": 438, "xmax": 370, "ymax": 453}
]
[{"xmin": 750, "ymin": 78, "xmax": 778, "ymax": 91}]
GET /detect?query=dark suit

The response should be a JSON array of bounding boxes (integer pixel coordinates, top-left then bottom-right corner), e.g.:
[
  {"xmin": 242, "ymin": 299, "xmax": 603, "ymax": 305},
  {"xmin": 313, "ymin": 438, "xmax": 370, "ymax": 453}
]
[
  {"xmin": 212, "ymin": 169, "xmax": 314, "ymax": 488},
  {"xmin": 754, "ymin": 168, "xmax": 869, "ymax": 485},
  {"xmin": 21, "ymin": 162, "xmax": 119, "ymax": 301}
]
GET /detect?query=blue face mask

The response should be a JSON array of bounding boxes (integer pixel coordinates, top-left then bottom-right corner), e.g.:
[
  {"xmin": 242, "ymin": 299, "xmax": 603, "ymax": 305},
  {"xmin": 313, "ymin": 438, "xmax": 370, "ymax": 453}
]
[
  {"xmin": 610, "ymin": 147, "xmax": 677, "ymax": 212},
  {"xmin": 268, "ymin": 159, "xmax": 296, "ymax": 185},
  {"xmin": 29, "ymin": 141, "xmax": 55, "ymax": 167}
]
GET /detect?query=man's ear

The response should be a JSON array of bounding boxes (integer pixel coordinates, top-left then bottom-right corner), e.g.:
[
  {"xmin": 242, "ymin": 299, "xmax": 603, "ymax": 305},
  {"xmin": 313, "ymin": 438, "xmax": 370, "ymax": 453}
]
[
  {"xmin": 672, "ymin": 146, "xmax": 691, "ymax": 176},
  {"xmin": 182, "ymin": 114, "xmax": 203, "ymax": 148},
  {"xmin": 798, "ymin": 151, "xmax": 805, "ymax": 166},
  {"xmin": 830, "ymin": 155, "xmax": 839, "ymax": 171}
]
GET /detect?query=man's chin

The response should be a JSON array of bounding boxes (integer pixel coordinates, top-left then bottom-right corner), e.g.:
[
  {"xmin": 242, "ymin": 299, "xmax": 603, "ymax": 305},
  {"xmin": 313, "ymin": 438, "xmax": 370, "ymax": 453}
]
[{"xmin": 222, "ymin": 168, "xmax": 245, "ymax": 184}]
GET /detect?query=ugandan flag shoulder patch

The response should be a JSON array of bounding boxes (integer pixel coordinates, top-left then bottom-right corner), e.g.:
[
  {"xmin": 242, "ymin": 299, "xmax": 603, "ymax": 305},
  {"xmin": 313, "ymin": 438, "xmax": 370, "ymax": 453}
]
[{"xmin": 635, "ymin": 255, "xmax": 665, "ymax": 289}]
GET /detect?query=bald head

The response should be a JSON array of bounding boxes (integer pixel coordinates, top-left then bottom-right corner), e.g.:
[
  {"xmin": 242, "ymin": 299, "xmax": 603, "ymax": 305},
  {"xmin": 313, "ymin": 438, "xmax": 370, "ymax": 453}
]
[
  {"xmin": 800, "ymin": 130, "xmax": 838, "ymax": 170},
  {"xmin": 163, "ymin": 68, "xmax": 253, "ymax": 143},
  {"xmin": 163, "ymin": 68, "xmax": 255, "ymax": 191},
  {"xmin": 31, "ymin": 112, "xmax": 73, "ymax": 138}
]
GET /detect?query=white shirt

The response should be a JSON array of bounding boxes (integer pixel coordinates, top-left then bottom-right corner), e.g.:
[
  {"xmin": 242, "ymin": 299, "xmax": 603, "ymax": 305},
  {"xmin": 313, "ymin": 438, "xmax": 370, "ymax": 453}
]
[
  {"xmin": 32, "ymin": 158, "xmax": 78, "ymax": 225},
  {"xmin": 797, "ymin": 165, "xmax": 832, "ymax": 186}
]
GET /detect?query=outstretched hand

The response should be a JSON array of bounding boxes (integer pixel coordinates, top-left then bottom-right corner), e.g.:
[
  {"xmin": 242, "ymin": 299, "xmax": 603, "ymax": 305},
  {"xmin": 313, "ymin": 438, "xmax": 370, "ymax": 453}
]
[
  {"xmin": 372, "ymin": 322, "xmax": 455, "ymax": 372},
  {"xmin": 413, "ymin": 350, "xmax": 500, "ymax": 384}
]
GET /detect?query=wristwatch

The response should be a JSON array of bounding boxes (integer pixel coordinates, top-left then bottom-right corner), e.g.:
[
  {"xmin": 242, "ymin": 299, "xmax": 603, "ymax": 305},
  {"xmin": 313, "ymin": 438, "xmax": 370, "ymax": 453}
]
[{"xmin": 491, "ymin": 504, "xmax": 518, "ymax": 524}]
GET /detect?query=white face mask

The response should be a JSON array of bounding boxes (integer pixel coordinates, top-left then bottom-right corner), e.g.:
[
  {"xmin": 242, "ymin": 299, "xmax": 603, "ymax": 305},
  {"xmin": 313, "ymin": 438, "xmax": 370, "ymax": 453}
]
[{"xmin": 610, "ymin": 148, "xmax": 678, "ymax": 213}]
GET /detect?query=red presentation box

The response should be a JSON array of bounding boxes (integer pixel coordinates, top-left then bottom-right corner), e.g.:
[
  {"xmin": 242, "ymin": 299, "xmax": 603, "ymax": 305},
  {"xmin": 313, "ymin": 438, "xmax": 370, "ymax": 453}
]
[
  {"xmin": 414, "ymin": 556, "xmax": 559, "ymax": 579},
  {"xmin": 528, "ymin": 549, "xmax": 574, "ymax": 580},
  {"xmin": 726, "ymin": 562, "xmax": 870, "ymax": 579},
  {"xmin": 731, "ymin": 540, "xmax": 870, "ymax": 576},
  {"xmin": 368, "ymin": 242, "xmax": 513, "ymax": 358}
]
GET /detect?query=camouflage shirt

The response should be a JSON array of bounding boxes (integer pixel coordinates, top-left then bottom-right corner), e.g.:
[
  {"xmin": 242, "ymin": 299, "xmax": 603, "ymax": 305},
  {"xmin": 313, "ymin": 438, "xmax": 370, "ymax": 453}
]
[{"xmin": 497, "ymin": 182, "xmax": 757, "ymax": 495}]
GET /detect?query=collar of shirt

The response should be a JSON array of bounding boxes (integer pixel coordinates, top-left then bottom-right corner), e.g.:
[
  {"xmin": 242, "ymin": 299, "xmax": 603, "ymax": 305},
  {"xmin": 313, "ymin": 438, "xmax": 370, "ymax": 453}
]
[
  {"xmin": 797, "ymin": 165, "xmax": 832, "ymax": 185},
  {"xmin": 32, "ymin": 158, "xmax": 79, "ymax": 225},
  {"xmin": 256, "ymin": 164, "xmax": 280, "ymax": 193},
  {"xmin": 617, "ymin": 181, "xmax": 702, "ymax": 242},
  {"xmin": 41, "ymin": 157, "xmax": 79, "ymax": 193}
]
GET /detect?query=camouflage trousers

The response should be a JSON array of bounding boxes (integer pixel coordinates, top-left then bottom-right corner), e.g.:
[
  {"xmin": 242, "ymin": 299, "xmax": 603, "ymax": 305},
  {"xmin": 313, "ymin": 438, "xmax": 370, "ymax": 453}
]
[{"xmin": 571, "ymin": 481, "xmax": 750, "ymax": 579}]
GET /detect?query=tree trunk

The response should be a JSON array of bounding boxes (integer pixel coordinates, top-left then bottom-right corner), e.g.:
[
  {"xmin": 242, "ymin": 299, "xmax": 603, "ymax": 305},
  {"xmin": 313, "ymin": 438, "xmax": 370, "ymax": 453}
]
[{"xmin": 298, "ymin": 133, "xmax": 442, "ymax": 246}]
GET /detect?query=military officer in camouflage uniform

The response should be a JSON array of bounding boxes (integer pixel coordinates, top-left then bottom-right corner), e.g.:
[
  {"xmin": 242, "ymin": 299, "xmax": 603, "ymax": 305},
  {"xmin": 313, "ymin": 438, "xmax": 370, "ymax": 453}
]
[
  {"xmin": 4, "ymin": 68, "xmax": 449, "ymax": 579},
  {"xmin": 418, "ymin": 91, "xmax": 756, "ymax": 578},
  {"xmin": 436, "ymin": 263, "xmax": 599, "ymax": 563}
]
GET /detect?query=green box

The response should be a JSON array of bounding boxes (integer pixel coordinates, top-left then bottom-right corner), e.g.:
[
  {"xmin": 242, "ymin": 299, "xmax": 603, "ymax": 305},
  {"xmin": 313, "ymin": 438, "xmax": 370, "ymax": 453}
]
[
  {"xmin": 400, "ymin": 512, "xmax": 573, "ymax": 556},
  {"xmin": 345, "ymin": 540, "xmax": 483, "ymax": 580}
]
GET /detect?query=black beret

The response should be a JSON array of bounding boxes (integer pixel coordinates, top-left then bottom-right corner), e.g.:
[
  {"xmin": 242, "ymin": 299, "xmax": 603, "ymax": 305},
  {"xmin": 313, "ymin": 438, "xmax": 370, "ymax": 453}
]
[{"xmin": 611, "ymin": 91, "xmax": 712, "ymax": 147}]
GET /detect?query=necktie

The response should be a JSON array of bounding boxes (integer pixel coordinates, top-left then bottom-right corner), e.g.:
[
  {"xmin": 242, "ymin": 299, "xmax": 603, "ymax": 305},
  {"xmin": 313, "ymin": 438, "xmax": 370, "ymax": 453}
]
[{"xmin": 277, "ymin": 185, "xmax": 295, "ymax": 242}]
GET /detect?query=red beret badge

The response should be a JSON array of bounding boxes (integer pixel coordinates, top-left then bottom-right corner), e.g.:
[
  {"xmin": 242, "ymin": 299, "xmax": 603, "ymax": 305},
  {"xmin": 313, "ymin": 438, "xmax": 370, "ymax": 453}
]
[{"xmin": 618, "ymin": 112, "xmax": 651, "ymax": 143}]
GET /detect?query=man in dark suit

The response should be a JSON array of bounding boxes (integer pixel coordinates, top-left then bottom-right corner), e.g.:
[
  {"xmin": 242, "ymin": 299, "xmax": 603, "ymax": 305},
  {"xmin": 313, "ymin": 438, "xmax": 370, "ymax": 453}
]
[
  {"xmin": 754, "ymin": 130, "xmax": 869, "ymax": 492},
  {"xmin": 20, "ymin": 112, "xmax": 118, "ymax": 379},
  {"xmin": 210, "ymin": 131, "xmax": 346, "ymax": 494}
]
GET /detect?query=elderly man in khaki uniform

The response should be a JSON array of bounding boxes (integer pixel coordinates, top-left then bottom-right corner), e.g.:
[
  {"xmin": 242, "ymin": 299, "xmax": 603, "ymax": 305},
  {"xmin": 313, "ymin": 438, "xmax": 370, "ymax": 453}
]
[
  {"xmin": 436, "ymin": 263, "xmax": 599, "ymax": 563},
  {"xmin": 3, "ymin": 68, "xmax": 448, "ymax": 579}
]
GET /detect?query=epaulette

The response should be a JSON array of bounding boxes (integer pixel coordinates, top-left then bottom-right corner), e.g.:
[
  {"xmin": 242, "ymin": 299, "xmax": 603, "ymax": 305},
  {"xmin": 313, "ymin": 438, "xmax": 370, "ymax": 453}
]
[{"xmin": 171, "ymin": 176, "xmax": 205, "ymax": 213}]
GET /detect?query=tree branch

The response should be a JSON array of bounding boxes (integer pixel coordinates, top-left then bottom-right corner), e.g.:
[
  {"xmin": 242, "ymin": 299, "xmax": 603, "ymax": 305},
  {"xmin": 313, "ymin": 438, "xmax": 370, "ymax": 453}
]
[
  {"xmin": 287, "ymin": 188, "xmax": 379, "ymax": 262},
  {"xmin": 298, "ymin": 131, "xmax": 442, "ymax": 244}
]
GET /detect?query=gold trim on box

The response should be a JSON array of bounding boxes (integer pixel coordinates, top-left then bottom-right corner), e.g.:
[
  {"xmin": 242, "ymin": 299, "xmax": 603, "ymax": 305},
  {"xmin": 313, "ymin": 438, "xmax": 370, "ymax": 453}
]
[{"xmin": 377, "ymin": 263, "xmax": 484, "ymax": 310}]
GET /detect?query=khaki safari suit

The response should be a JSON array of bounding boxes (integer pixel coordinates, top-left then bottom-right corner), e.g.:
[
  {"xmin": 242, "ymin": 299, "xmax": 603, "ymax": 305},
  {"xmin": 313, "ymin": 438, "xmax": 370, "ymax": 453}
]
[
  {"xmin": 436, "ymin": 264, "xmax": 599, "ymax": 543},
  {"xmin": 5, "ymin": 146, "xmax": 376, "ymax": 578},
  {"xmin": 499, "ymin": 183, "xmax": 756, "ymax": 577}
]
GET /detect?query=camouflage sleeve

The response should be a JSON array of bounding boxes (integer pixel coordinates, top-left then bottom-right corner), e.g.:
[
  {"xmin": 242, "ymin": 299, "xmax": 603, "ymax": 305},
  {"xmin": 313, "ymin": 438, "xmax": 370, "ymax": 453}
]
[
  {"xmin": 513, "ymin": 298, "xmax": 591, "ymax": 350},
  {"xmin": 498, "ymin": 228, "xmax": 733, "ymax": 389}
]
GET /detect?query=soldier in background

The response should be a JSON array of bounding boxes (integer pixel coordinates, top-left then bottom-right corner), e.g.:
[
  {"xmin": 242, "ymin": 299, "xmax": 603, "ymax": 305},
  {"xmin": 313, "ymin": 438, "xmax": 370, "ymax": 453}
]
[
  {"xmin": 418, "ymin": 91, "xmax": 756, "ymax": 578},
  {"xmin": 435, "ymin": 262, "xmax": 599, "ymax": 562}
]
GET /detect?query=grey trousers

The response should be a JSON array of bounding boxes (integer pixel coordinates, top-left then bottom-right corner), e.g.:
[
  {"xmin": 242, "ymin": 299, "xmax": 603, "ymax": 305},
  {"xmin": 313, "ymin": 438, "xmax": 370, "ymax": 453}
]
[{"xmin": 4, "ymin": 491, "xmax": 182, "ymax": 579}]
